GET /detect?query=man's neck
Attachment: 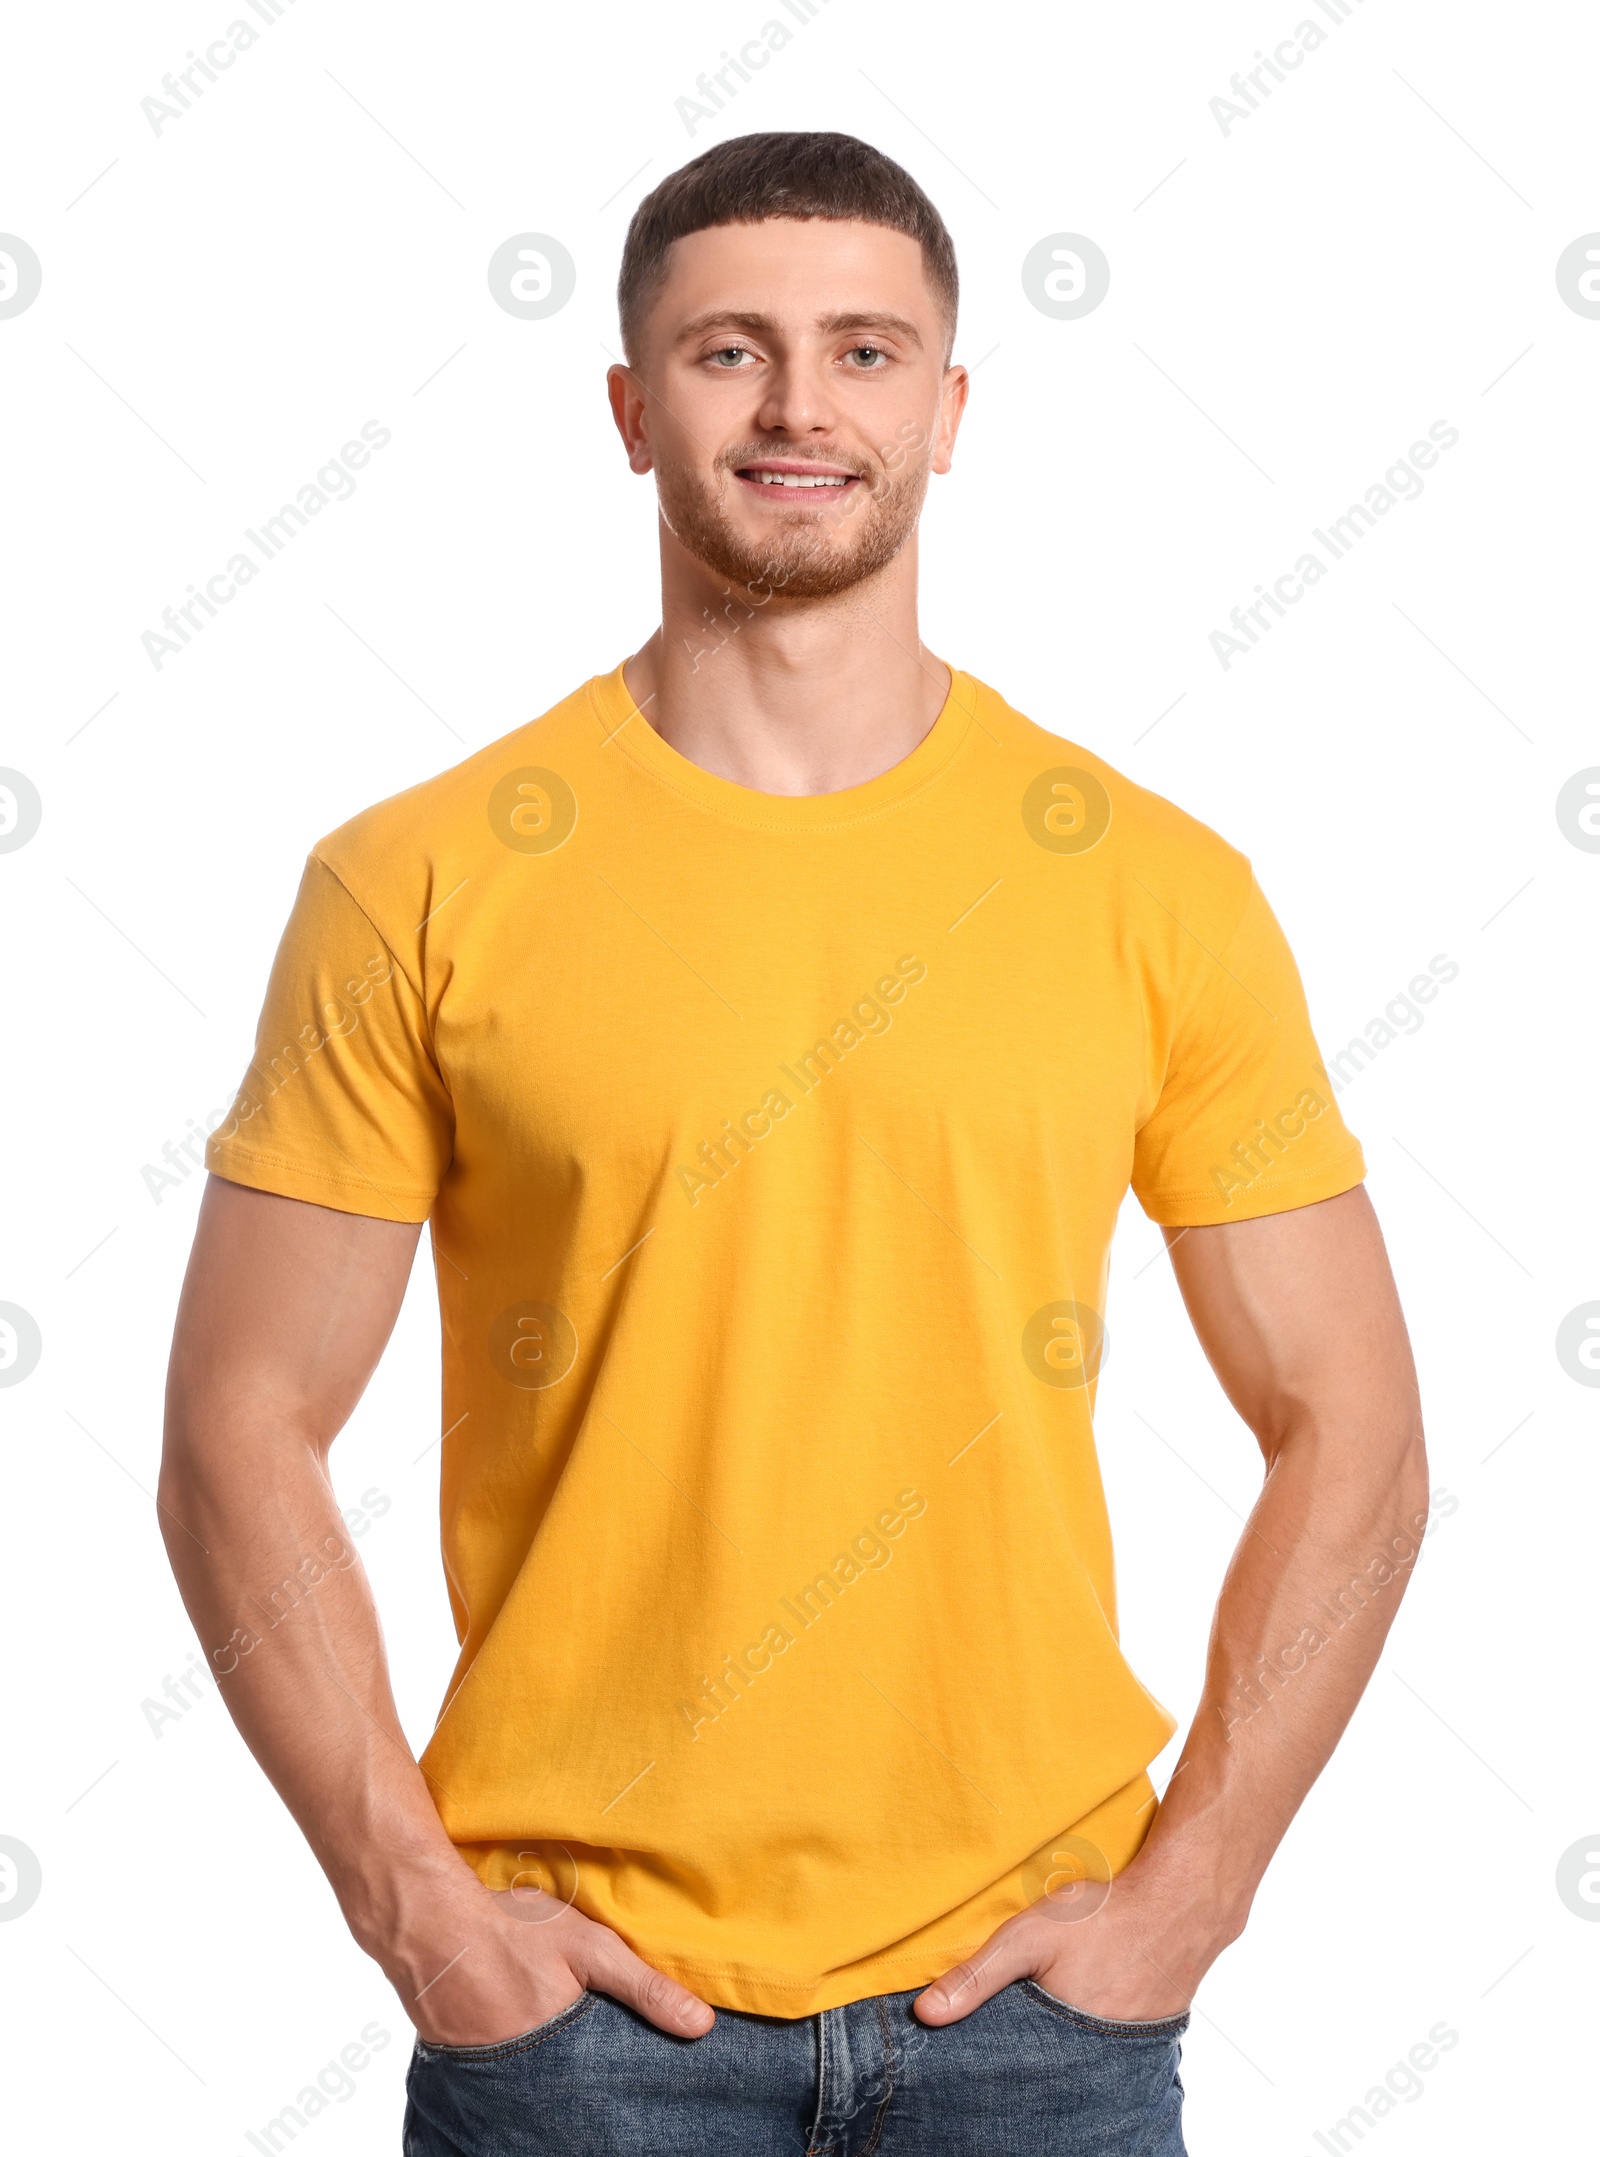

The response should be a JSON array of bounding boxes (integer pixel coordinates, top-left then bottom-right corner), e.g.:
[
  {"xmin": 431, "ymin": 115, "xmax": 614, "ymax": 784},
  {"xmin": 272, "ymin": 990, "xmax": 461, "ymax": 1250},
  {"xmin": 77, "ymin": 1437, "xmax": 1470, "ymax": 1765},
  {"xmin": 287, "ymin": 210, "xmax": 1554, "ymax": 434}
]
[{"xmin": 621, "ymin": 527, "xmax": 950, "ymax": 798}]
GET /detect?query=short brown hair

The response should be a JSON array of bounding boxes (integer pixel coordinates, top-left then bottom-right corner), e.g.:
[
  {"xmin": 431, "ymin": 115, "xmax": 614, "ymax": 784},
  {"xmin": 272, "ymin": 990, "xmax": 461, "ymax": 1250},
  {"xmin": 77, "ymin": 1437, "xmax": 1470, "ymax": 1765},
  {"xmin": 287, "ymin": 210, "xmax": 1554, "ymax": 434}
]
[{"xmin": 617, "ymin": 131, "xmax": 958, "ymax": 363}]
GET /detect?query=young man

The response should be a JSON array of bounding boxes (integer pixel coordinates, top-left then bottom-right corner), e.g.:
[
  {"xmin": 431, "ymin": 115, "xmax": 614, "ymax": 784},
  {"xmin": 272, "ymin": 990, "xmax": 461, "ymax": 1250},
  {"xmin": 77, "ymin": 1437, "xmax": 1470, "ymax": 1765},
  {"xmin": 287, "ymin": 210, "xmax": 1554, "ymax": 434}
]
[{"xmin": 162, "ymin": 133, "xmax": 1428, "ymax": 2155}]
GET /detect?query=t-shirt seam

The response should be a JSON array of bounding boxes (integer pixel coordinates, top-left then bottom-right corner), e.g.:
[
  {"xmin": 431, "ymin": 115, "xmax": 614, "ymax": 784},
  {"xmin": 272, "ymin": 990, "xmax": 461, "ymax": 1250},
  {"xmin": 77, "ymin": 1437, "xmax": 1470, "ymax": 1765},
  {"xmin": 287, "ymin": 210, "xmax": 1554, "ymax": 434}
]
[
  {"xmin": 585, "ymin": 673, "xmax": 984, "ymax": 832},
  {"xmin": 1135, "ymin": 860, "xmax": 1263, "ymax": 1135},
  {"xmin": 1176, "ymin": 861, "xmax": 1261, "ymax": 1066},
  {"xmin": 208, "ymin": 1139, "xmax": 438, "ymax": 1201},
  {"xmin": 305, "ymin": 849, "xmax": 452, "ymax": 1102},
  {"xmin": 646, "ymin": 1943, "xmax": 986, "ymax": 1987},
  {"xmin": 1140, "ymin": 1141, "xmax": 1365, "ymax": 1206},
  {"xmin": 307, "ymin": 850, "xmax": 424, "ymax": 1005}
]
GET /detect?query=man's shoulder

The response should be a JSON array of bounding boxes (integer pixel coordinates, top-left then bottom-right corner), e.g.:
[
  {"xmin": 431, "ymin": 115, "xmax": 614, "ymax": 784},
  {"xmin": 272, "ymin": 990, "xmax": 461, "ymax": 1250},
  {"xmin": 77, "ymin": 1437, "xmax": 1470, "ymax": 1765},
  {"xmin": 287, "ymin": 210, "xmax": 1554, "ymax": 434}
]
[
  {"xmin": 967, "ymin": 671, "xmax": 1253, "ymax": 914},
  {"xmin": 308, "ymin": 670, "xmax": 609, "ymax": 887}
]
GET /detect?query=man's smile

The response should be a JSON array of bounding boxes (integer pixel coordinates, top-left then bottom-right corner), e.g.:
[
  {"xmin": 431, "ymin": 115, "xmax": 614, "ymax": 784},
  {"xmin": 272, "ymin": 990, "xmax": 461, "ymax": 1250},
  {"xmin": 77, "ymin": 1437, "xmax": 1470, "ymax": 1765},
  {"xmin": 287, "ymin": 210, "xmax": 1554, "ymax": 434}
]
[{"xmin": 733, "ymin": 458, "xmax": 862, "ymax": 496}]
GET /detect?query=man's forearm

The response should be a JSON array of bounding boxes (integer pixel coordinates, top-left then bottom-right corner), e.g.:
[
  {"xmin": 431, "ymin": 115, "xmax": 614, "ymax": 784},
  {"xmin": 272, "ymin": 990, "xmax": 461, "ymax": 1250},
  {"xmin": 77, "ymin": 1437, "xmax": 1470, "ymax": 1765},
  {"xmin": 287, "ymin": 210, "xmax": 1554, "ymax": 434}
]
[
  {"xmin": 160, "ymin": 1179, "xmax": 717, "ymax": 2047},
  {"xmin": 1131, "ymin": 1407, "xmax": 1430, "ymax": 1944},
  {"xmin": 157, "ymin": 1410, "xmax": 470, "ymax": 1955}
]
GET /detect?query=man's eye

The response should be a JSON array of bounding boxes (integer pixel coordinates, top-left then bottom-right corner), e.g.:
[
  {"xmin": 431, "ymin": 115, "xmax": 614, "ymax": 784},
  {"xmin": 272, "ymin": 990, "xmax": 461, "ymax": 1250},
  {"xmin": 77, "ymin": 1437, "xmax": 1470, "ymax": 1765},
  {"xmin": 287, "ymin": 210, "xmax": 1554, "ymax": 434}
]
[
  {"xmin": 846, "ymin": 345, "xmax": 886, "ymax": 367},
  {"xmin": 709, "ymin": 347, "xmax": 751, "ymax": 367}
]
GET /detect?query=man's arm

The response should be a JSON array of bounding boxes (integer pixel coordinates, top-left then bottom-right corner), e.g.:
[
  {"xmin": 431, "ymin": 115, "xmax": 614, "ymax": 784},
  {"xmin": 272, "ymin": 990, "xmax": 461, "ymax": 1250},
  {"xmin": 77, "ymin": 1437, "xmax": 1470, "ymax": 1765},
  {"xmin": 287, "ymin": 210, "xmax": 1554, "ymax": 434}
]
[
  {"xmin": 158, "ymin": 1175, "xmax": 715, "ymax": 2043},
  {"xmin": 917, "ymin": 1184, "xmax": 1428, "ymax": 2024}
]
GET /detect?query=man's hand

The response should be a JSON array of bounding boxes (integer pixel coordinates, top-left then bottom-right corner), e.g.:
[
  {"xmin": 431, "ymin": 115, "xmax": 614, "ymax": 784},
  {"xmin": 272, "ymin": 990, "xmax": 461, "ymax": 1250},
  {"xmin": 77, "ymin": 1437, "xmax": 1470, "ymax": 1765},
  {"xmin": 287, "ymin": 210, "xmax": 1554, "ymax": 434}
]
[
  {"xmin": 915, "ymin": 1855, "xmax": 1229, "ymax": 2027},
  {"xmin": 375, "ymin": 1873, "xmax": 714, "ymax": 2046}
]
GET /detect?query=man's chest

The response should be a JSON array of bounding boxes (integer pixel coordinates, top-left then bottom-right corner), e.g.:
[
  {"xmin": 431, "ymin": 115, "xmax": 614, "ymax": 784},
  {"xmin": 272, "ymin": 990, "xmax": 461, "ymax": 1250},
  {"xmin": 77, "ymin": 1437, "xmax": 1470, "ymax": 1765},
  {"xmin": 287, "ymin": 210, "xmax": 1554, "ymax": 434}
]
[{"xmin": 427, "ymin": 864, "xmax": 1158, "ymax": 1204}]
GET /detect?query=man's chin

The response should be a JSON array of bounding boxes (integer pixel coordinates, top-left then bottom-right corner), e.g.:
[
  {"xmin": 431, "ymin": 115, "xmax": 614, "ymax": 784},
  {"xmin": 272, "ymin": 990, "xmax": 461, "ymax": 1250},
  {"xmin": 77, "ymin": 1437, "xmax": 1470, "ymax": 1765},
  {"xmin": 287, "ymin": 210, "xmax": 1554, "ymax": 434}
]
[
  {"xmin": 658, "ymin": 469, "xmax": 923, "ymax": 603},
  {"xmin": 674, "ymin": 521, "xmax": 913, "ymax": 603},
  {"xmin": 738, "ymin": 542, "xmax": 894, "ymax": 603}
]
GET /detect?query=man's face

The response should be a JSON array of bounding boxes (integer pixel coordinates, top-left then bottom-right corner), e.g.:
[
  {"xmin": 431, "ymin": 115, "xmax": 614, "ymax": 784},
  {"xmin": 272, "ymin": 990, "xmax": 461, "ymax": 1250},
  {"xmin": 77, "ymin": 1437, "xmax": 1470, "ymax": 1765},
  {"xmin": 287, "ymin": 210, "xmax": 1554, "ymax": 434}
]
[{"xmin": 611, "ymin": 218, "xmax": 966, "ymax": 600}]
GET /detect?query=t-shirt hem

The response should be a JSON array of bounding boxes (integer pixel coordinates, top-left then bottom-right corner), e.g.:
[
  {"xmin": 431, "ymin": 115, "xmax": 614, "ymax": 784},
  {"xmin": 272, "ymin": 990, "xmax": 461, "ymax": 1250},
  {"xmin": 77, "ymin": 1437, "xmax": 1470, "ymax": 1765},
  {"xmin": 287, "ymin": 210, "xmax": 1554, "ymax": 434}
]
[
  {"xmin": 645, "ymin": 1943, "xmax": 988, "ymax": 2018},
  {"xmin": 1136, "ymin": 1145, "xmax": 1366, "ymax": 1229},
  {"xmin": 206, "ymin": 1142, "xmax": 435, "ymax": 1224},
  {"xmin": 447, "ymin": 1758, "xmax": 1169, "ymax": 2018}
]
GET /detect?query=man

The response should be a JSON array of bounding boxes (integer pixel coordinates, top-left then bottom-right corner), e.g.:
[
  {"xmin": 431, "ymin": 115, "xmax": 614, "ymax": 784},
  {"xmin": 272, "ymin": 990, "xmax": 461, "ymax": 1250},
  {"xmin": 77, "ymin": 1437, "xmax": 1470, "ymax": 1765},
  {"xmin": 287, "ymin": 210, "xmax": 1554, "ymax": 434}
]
[{"xmin": 161, "ymin": 132, "xmax": 1428, "ymax": 2155}]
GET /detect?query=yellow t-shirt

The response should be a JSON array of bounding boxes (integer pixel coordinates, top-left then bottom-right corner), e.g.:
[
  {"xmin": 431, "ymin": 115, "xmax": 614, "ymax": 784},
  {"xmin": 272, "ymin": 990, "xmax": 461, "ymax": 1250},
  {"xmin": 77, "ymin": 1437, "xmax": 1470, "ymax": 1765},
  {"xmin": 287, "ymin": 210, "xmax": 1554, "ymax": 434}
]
[{"xmin": 207, "ymin": 663, "xmax": 1364, "ymax": 2015}]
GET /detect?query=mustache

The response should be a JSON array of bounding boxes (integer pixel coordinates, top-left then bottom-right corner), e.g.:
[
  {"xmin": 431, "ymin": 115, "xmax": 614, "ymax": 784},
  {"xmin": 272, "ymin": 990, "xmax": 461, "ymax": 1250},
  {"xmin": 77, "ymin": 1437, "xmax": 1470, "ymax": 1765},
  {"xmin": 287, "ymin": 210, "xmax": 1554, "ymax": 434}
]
[{"xmin": 718, "ymin": 442, "xmax": 877, "ymax": 481}]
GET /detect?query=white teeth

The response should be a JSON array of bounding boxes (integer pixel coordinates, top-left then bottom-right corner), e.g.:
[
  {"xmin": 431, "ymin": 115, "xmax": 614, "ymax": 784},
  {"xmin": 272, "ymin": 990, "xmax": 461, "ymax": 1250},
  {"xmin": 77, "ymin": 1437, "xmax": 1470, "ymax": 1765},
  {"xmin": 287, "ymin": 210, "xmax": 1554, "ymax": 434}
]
[{"xmin": 751, "ymin": 471, "xmax": 848, "ymax": 487}]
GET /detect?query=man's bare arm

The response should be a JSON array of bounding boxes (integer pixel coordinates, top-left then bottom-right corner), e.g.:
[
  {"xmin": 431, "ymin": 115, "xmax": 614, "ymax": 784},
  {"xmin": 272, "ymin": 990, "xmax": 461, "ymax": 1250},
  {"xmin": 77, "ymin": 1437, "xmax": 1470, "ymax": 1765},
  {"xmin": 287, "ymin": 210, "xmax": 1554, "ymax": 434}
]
[
  {"xmin": 159, "ymin": 1175, "xmax": 715, "ymax": 2043},
  {"xmin": 917, "ymin": 1184, "xmax": 1429, "ymax": 2022}
]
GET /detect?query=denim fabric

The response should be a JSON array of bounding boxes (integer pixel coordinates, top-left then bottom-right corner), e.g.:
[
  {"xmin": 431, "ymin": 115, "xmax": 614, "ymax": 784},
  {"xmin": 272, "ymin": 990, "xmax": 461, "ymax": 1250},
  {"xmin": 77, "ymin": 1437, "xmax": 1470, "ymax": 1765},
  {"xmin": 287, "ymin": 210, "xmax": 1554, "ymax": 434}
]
[{"xmin": 402, "ymin": 1979, "xmax": 1188, "ymax": 2154}]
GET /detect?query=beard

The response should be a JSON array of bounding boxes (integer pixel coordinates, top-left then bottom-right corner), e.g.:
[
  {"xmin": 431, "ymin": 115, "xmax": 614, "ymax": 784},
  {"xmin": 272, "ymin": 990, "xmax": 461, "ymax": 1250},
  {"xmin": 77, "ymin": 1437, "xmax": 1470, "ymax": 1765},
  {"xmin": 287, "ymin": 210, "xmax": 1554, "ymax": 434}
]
[{"xmin": 653, "ymin": 438, "xmax": 930, "ymax": 601}]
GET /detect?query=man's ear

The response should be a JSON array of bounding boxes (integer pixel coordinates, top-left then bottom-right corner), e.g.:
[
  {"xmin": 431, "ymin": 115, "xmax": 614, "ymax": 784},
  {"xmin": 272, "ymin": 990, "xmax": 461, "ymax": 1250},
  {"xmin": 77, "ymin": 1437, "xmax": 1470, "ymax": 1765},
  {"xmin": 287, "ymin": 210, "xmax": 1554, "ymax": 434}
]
[
  {"xmin": 607, "ymin": 364, "xmax": 654, "ymax": 474},
  {"xmin": 930, "ymin": 363, "xmax": 970, "ymax": 478}
]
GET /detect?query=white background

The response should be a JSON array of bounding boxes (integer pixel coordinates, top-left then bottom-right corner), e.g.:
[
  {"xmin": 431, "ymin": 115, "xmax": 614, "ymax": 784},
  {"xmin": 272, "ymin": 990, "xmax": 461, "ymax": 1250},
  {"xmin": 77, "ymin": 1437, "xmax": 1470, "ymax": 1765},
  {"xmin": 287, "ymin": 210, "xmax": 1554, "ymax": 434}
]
[{"xmin": 1, "ymin": 1, "xmax": 1595, "ymax": 2149}]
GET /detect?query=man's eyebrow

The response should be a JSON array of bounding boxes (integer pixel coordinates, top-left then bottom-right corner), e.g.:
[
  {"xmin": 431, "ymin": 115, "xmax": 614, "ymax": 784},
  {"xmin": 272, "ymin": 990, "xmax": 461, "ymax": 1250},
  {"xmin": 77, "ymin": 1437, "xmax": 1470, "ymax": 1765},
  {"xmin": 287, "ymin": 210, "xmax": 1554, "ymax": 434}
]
[
  {"xmin": 674, "ymin": 308, "xmax": 926, "ymax": 348},
  {"xmin": 816, "ymin": 311, "xmax": 924, "ymax": 347},
  {"xmin": 675, "ymin": 309, "xmax": 776, "ymax": 342}
]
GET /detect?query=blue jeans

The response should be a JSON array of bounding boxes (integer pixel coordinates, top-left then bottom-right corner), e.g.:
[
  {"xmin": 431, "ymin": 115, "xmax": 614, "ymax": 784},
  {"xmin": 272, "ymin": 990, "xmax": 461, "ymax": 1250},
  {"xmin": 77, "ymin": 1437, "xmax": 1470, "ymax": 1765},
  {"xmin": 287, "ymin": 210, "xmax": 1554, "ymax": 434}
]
[{"xmin": 402, "ymin": 1981, "xmax": 1188, "ymax": 2154}]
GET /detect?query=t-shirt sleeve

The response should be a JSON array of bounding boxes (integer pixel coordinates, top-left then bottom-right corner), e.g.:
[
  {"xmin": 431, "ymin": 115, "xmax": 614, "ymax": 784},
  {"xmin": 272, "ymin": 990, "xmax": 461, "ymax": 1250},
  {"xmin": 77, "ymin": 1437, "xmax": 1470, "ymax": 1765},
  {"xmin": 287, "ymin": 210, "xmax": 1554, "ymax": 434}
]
[
  {"xmin": 205, "ymin": 853, "xmax": 453, "ymax": 1223},
  {"xmin": 1131, "ymin": 874, "xmax": 1365, "ymax": 1227}
]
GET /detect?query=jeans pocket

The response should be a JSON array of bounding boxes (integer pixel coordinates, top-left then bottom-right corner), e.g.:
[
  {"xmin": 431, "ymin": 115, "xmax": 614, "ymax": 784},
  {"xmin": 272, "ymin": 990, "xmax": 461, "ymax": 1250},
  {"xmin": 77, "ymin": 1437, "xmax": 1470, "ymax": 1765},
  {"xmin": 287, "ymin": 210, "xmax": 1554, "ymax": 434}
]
[
  {"xmin": 1021, "ymin": 1979, "xmax": 1190, "ymax": 2040},
  {"xmin": 412, "ymin": 1990, "xmax": 599, "ymax": 2062}
]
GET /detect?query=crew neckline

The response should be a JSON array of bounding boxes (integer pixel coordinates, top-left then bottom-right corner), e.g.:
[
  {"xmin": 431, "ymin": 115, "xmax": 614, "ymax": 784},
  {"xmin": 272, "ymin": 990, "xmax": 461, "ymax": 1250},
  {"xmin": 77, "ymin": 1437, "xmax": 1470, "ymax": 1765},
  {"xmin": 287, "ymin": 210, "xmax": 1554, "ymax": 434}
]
[{"xmin": 586, "ymin": 659, "xmax": 979, "ymax": 831}]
